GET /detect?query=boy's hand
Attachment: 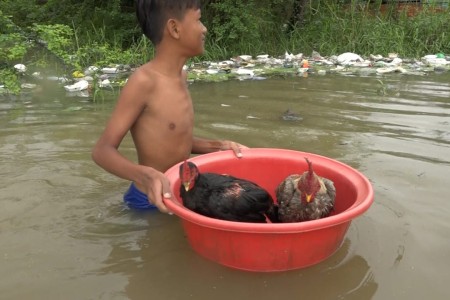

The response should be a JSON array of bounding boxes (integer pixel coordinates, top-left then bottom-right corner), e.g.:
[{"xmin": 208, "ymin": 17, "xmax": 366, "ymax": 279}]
[
  {"xmin": 142, "ymin": 168, "xmax": 172, "ymax": 213},
  {"xmin": 221, "ymin": 140, "xmax": 248, "ymax": 158}
]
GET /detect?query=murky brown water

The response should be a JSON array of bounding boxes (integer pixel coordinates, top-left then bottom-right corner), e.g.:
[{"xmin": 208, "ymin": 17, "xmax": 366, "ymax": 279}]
[{"xmin": 1, "ymin": 72, "xmax": 449, "ymax": 299}]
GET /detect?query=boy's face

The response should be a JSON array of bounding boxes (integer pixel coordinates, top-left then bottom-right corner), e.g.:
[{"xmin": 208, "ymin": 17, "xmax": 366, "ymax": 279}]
[{"xmin": 178, "ymin": 9, "xmax": 207, "ymax": 57}]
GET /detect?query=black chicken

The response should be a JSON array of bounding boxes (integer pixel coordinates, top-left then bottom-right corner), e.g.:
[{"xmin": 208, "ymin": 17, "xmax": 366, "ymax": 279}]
[
  {"xmin": 275, "ymin": 157, "xmax": 336, "ymax": 222},
  {"xmin": 179, "ymin": 160, "xmax": 279, "ymax": 223}
]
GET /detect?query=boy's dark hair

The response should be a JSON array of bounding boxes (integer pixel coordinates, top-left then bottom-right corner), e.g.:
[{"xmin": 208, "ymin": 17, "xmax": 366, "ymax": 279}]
[{"xmin": 136, "ymin": 0, "xmax": 201, "ymax": 45}]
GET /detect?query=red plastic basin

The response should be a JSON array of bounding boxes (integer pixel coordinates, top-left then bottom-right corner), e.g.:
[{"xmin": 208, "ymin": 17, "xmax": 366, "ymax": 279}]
[{"xmin": 164, "ymin": 148, "xmax": 374, "ymax": 272}]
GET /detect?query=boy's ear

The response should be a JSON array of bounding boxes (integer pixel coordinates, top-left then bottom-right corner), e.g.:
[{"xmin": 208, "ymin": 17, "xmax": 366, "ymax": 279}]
[{"xmin": 167, "ymin": 19, "xmax": 180, "ymax": 39}]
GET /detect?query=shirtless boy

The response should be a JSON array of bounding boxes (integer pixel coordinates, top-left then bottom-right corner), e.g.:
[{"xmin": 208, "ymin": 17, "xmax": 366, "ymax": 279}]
[{"xmin": 92, "ymin": 0, "xmax": 245, "ymax": 213}]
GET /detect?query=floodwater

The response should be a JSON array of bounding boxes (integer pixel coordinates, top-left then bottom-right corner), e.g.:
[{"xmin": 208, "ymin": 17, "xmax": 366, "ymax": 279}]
[{"xmin": 1, "ymin": 72, "xmax": 449, "ymax": 300}]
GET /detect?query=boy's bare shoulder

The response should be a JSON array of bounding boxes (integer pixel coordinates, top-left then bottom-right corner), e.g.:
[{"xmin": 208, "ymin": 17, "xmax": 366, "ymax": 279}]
[
  {"xmin": 116, "ymin": 63, "xmax": 157, "ymax": 106},
  {"xmin": 126, "ymin": 63, "xmax": 156, "ymax": 89}
]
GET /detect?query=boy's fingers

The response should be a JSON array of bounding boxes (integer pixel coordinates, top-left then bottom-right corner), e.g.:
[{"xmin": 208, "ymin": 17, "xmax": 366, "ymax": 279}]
[
  {"xmin": 232, "ymin": 142, "xmax": 245, "ymax": 158},
  {"xmin": 156, "ymin": 200, "xmax": 170, "ymax": 213},
  {"xmin": 160, "ymin": 176, "xmax": 174, "ymax": 214},
  {"xmin": 162, "ymin": 194, "xmax": 173, "ymax": 215},
  {"xmin": 161, "ymin": 177, "xmax": 172, "ymax": 199},
  {"xmin": 149, "ymin": 181, "xmax": 170, "ymax": 213},
  {"xmin": 154, "ymin": 194, "xmax": 170, "ymax": 213}
]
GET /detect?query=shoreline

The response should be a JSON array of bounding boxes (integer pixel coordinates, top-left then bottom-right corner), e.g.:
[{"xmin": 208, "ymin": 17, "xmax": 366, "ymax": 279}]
[{"xmin": 2, "ymin": 51, "xmax": 449, "ymax": 98}]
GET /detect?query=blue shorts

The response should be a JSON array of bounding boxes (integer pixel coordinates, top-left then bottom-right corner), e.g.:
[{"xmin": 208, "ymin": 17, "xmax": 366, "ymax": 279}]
[{"xmin": 123, "ymin": 183, "xmax": 158, "ymax": 210}]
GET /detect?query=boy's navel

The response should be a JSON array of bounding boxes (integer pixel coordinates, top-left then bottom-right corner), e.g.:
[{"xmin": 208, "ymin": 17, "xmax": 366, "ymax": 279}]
[{"xmin": 169, "ymin": 123, "xmax": 176, "ymax": 130}]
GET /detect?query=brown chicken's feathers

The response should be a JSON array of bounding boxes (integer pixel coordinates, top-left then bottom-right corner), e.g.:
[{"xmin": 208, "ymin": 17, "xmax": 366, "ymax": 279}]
[{"xmin": 275, "ymin": 157, "xmax": 336, "ymax": 222}]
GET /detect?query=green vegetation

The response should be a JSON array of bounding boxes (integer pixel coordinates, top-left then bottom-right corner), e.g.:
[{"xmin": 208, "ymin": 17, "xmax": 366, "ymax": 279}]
[
  {"xmin": 297, "ymin": 1, "xmax": 450, "ymax": 58},
  {"xmin": 1, "ymin": 0, "xmax": 449, "ymax": 95},
  {"xmin": 0, "ymin": 11, "xmax": 31, "ymax": 93}
]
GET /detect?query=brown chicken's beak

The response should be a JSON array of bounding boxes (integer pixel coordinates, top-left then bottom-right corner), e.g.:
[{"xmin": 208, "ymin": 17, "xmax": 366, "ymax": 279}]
[
  {"xmin": 305, "ymin": 194, "xmax": 312, "ymax": 203},
  {"xmin": 183, "ymin": 182, "xmax": 190, "ymax": 192}
]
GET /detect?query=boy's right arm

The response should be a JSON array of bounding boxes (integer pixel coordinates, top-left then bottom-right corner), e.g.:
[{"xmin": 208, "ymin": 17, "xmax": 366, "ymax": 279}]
[{"xmin": 91, "ymin": 73, "xmax": 171, "ymax": 213}]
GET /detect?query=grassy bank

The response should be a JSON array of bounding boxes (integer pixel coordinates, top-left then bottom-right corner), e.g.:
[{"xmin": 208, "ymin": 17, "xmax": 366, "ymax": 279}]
[
  {"xmin": 67, "ymin": 3, "xmax": 450, "ymax": 66},
  {"xmin": 288, "ymin": 2, "xmax": 450, "ymax": 59},
  {"xmin": 200, "ymin": 2, "xmax": 450, "ymax": 60},
  {"xmin": 69, "ymin": 3, "xmax": 450, "ymax": 65}
]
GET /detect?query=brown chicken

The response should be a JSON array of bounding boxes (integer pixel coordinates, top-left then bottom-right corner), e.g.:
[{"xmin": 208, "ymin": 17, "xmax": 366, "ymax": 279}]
[{"xmin": 275, "ymin": 157, "xmax": 336, "ymax": 222}]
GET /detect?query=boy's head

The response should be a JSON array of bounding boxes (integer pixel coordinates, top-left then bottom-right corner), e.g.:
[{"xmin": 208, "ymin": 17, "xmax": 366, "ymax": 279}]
[{"xmin": 136, "ymin": 0, "xmax": 202, "ymax": 45}]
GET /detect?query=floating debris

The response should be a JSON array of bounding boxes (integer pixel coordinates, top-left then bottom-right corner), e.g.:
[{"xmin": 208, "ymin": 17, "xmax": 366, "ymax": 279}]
[
  {"xmin": 370, "ymin": 54, "xmax": 384, "ymax": 61},
  {"xmin": 297, "ymin": 59, "xmax": 311, "ymax": 74},
  {"xmin": 64, "ymin": 106, "xmax": 83, "ymax": 111},
  {"xmin": 83, "ymin": 75, "xmax": 94, "ymax": 82},
  {"xmin": 32, "ymin": 72, "xmax": 43, "ymax": 80},
  {"xmin": 337, "ymin": 52, "xmax": 364, "ymax": 65},
  {"xmin": 65, "ymin": 90, "xmax": 90, "ymax": 98},
  {"xmin": 21, "ymin": 83, "xmax": 37, "ymax": 89},
  {"xmin": 281, "ymin": 108, "xmax": 303, "ymax": 121},
  {"xmin": 183, "ymin": 50, "xmax": 449, "ymax": 84},
  {"xmin": 239, "ymin": 55, "xmax": 252, "ymax": 61},
  {"xmin": 47, "ymin": 76, "xmax": 70, "ymax": 83},
  {"xmin": 101, "ymin": 67, "xmax": 119, "ymax": 74},
  {"xmin": 14, "ymin": 64, "xmax": 26, "ymax": 73},
  {"xmin": 422, "ymin": 54, "xmax": 450, "ymax": 66},
  {"xmin": 72, "ymin": 70, "xmax": 85, "ymax": 78},
  {"xmin": 256, "ymin": 54, "xmax": 269, "ymax": 62},
  {"xmin": 84, "ymin": 66, "xmax": 99, "ymax": 75},
  {"xmin": 98, "ymin": 79, "xmax": 112, "ymax": 88},
  {"xmin": 376, "ymin": 66, "xmax": 407, "ymax": 74},
  {"xmin": 284, "ymin": 51, "xmax": 295, "ymax": 61},
  {"xmin": 206, "ymin": 69, "xmax": 219, "ymax": 75},
  {"xmin": 233, "ymin": 68, "xmax": 254, "ymax": 77},
  {"xmin": 211, "ymin": 123, "xmax": 248, "ymax": 131},
  {"xmin": 434, "ymin": 66, "xmax": 447, "ymax": 73},
  {"xmin": 64, "ymin": 80, "xmax": 89, "ymax": 92},
  {"xmin": 6, "ymin": 49, "xmax": 450, "ymax": 97}
]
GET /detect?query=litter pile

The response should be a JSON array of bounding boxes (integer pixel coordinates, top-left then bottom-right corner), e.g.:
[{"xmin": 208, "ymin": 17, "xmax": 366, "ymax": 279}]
[
  {"xmin": 2, "ymin": 51, "xmax": 449, "ymax": 97},
  {"xmin": 187, "ymin": 51, "xmax": 450, "ymax": 81}
]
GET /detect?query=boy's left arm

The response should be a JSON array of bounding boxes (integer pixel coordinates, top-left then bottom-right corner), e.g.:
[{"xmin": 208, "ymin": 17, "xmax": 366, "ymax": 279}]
[
  {"xmin": 192, "ymin": 137, "xmax": 247, "ymax": 158},
  {"xmin": 185, "ymin": 71, "xmax": 247, "ymax": 158}
]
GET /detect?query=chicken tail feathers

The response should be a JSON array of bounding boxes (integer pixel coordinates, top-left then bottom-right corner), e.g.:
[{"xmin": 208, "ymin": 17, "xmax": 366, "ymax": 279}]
[{"xmin": 265, "ymin": 205, "xmax": 280, "ymax": 223}]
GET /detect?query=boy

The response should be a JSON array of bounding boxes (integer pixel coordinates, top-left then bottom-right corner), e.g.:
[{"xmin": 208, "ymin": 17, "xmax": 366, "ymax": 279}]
[{"xmin": 92, "ymin": 0, "xmax": 245, "ymax": 213}]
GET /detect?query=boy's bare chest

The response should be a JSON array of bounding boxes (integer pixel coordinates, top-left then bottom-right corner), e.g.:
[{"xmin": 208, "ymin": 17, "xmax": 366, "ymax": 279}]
[
  {"xmin": 141, "ymin": 85, "xmax": 193, "ymax": 127},
  {"xmin": 153, "ymin": 82, "xmax": 191, "ymax": 104}
]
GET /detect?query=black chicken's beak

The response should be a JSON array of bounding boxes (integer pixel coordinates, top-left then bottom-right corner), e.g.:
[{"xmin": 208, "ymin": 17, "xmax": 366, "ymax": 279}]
[
  {"xmin": 305, "ymin": 194, "xmax": 312, "ymax": 203},
  {"xmin": 183, "ymin": 182, "xmax": 190, "ymax": 192}
]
